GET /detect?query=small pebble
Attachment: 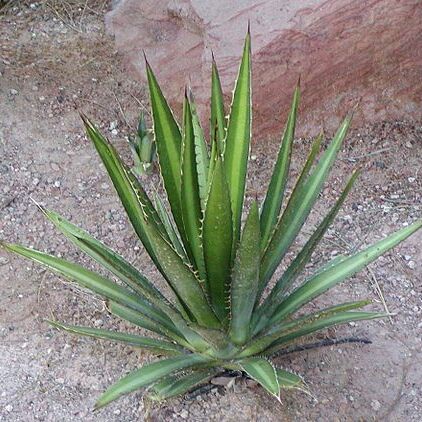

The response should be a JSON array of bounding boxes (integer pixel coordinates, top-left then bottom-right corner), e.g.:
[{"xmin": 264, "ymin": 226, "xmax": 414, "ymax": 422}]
[
  {"xmin": 407, "ymin": 261, "xmax": 416, "ymax": 269},
  {"xmin": 371, "ymin": 400, "xmax": 381, "ymax": 411},
  {"xmin": 180, "ymin": 409, "xmax": 189, "ymax": 419},
  {"xmin": 10, "ymin": 89, "xmax": 18, "ymax": 95},
  {"xmin": 0, "ymin": 257, "xmax": 9, "ymax": 265},
  {"xmin": 54, "ymin": 180, "xmax": 61, "ymax": 188},
  {"xmin": 408, "ymin": 177, "xmax": 416, "ymax": 183},
  {"xmin": 5, "ymin": 404, "xmax": 13, "ymax": 412}
]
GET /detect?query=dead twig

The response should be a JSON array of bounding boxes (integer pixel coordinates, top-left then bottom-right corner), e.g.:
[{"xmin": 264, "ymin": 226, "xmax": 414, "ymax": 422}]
[
  {"xmin": 342, "ymin": 147, "xmax": 393, "ymax": 163},
  {"xmin": 367, "ymin": 265, "xmax": 393, "ymax": 323}
]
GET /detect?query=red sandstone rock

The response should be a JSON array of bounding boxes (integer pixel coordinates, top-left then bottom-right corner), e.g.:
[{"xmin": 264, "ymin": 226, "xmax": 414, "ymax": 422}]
[{"xmin": 106, "ymin": 0, "xmax": 422, "ymax": 139}]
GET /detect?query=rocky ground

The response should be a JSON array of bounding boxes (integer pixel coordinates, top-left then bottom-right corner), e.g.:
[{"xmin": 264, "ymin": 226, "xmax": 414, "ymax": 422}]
[{"xmin": 0, "ymin": 2, "xmax": 421, "ymax": 421}]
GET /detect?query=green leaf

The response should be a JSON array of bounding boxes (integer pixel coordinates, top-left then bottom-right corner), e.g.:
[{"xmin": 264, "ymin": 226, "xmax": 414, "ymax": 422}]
[
  {"xmin": 270, "ymin": 220, "xmax": 421, "ymax": 324},
  {"xmin": 48, "ymin": 320, "xmax": 184, "ymax": 355},
  {"xmin": 241, "ymin": 300, "xmax": 374, "ymax": 356},
  {"xmin": 260, "ymin": 82, "xmax": 300, "ymax": 249},
  {"xmin": 264, "ymin": 311, "xmax": 386, "ymax": 356},
  {"xmin": 81, "ymin": 115, "xmax": 165, "ymax": 268},
  {"xmin": 188, "ymin": 90, "xmax": 210, "ymax": 212},
  {"xmin": 210, "ymin": 54, "xmax": 226, "ymax": 153},
  {"xmin": 239, "ymin": 357, "xmax": 280, "ymax": 399},
  {"xmin": 38, "ymin": 205, "xmax": 170, "ymax": 312},
  {"xmin": 153, "ymin": 193, "xmax": 187, "ymax": 259},
  {"xmin": 260, "ymin": 115, "xmax": 352, "ymax": 289},
  {"xmin": 229, "ymin": 202, "xmax": 260, "ymax": 345},
  {"xmin": 94, "ymin": 354, "xmax": 211, "ymax": 409},
  {"xmin": 257, "ymin": 169, "xmax": 361, "ymax": 330},
  {"xmin": 224, "ymin": 30, "xmax": 252, "ymax": 242},
  {"xmin": 181, "ymin": 96, "xmax": 206, "ymax": 279},
  {"xmin": 142, "ymin": 218, "xmax": 220, "ymax": 328},
  {"xmin": 107, "ymin": 301, "xmax": 188, "ymax": 345},
  {"xmin": 276, "ymin": 369, "xmax": 306, "ymax": 391},
  {"xmin": 2, "ymin": 242, "xmax": 175, "ymax": 331},
  {"xmin": 203, "ymin": 158, "xmax": 233, "ymax": 322},
  {"xmin": 145, "ymin": 60, "xmax": 185, "ymax": 239},
  {"xmin": 149, "ymin": 369, "xmax": 218, "ymax": 401}
]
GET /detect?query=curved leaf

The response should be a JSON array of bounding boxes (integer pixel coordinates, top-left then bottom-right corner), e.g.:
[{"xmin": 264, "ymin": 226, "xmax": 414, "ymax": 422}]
[
  {"xmin": 241, "ymin": 300, "xmax": 374, "ymax": 356},
  {"xmin": 270, "ymin": 220, "xmax": 421, "ymax": 324},
  {"xmin": 1, "ymin": 243, "xmax": 174, "ymax": 330},
  {"xmin": 38, "ymin": 205, "xmax": 170, "ymax": 311},
  {"xmin": 149, "ymin": 369, "xmax": 218, "ymax": 401},
  {"xmin": 48, "ymin": 320, "xmax": 184, "ymax": 355},
  {"xmin": 264, "ymin": 311, "xmax": 386, "ymax": 356},
  {"xmin": 94, "ymin": 354, "xmax": 211, "ymax": 409},
  {"xmin": 239, "ymin": 357, "xmax": 280, "ymax": 399}
]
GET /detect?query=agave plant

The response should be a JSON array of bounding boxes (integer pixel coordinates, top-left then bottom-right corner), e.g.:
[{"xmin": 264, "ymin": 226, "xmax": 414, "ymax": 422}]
[
  {"xmin": 128, "ymin": 112, "xmax": 156, "ymax": 176},
  {"xmin": 2, "ymin": 30, "xmax": 421, "ymax": 409}
]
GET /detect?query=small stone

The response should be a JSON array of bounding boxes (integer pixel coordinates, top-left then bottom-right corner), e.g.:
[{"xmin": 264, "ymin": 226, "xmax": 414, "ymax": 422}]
[
  {"xmin": 211, "ymin": 376, "xmax": 234, "ymax": 386},
  {"xmin": 32, "ymin": 178, "xmax": 40, "ymax": 186},
  {"xmin": 371, "ymin": 399, "xmax": 381, "ymax": 411},
  {"xmin": 51, "ymin": 163, "xmax": 60, "ymax": 171},
  {"xmin": 250, "ymin": 154, "xmax": 257, "ymax": 161},
  {"xmin": 94, "ymin": 319, "xmax": 103, "ymax": 327},
  {"xmin": 403, "ymin": 255, "xmax": 411, "ymax": 261},
  {"xmin": 54, "ymin": 180, "xmax": 61, "ymax": 188},
  {"xmin": 109, "ymin": 121, "xmax": 118, "ymax": 131},
  {"xmin": 180, "ymin": 409, "xmax": 189, "ymax": 419},
  {"xmin": 56, "ymin": 378, "xmax": 65, "ymax": 384},
  {"xmin": 0, "ymin": 257, "xmax": 9, "ymax": 265},
  {"xmin": 111, "ymin": 129, "xmax": 118, "ymax": 136},
  {"xmin": 101, "ymin": 183, "xmax": 109, "ymax": 190},
  {"xmin": 113, "ymin": 409, "xmax": 121, "ymax": 415},
  {"xmin": 408, "ymin": 177, "xmax": 416, "ymax": 183},
  {"xmin": 407, "ymin": 261, "xmax": 416, "ymax": 269},
  {"xmin": 5, "ymin": 404, "xmax": 13, "ymax": 412},
  {"xmin": 343, "ymin": 215, "xmax": 353, "ymax": 224},
  {"xmin": 39, "ymin": 96, "xmax": 45, "ymax": 102},
  {"xmin": 10, "ymin": 89, "xmax": 18, "ymax": 95},
  {"xmin": 405, "ymin": 141, "xmax": 413, "ymax": 149},
  {"xmin": 246, "ymin": 379, "xmax": 258, "ymax": 387}
]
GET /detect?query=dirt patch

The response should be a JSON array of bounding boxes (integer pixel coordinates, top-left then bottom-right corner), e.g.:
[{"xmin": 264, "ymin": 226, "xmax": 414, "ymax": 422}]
[{"xmin": 0, "ymin": 2, "xmax": 421, "ymax": 421}]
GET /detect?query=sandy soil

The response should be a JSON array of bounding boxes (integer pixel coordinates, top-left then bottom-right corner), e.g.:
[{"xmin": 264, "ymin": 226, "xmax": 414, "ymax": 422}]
[{"xmin": 0, "ymin": 2, "xmax": 421, "ymax": 421}]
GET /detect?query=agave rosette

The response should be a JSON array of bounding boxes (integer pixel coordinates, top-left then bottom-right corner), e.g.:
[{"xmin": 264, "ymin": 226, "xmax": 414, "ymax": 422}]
[{"xmin": 2, "ymin": 30, "xmax": 421, "ymax": 408}]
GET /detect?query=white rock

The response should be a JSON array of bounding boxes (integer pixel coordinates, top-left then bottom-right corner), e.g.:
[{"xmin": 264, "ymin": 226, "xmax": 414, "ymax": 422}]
[{"xmin": 371, "ymin": 400, "xmax": 381, "ymax": 411}]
